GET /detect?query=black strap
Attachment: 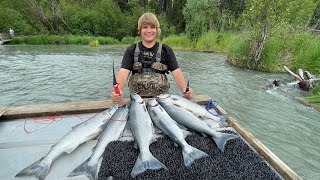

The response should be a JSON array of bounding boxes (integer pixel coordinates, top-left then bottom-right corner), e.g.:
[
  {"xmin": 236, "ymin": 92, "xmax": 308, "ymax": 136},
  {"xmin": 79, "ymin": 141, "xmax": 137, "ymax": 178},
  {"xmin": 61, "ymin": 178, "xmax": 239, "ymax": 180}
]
[
  {"xmin": 132, "ymin": 68, "xmax": 167, "ymax": 74},
  {"xmin": 134, "ymin": 43, "xmax": 140, "ymax": 62},
  {"xmin": 156, "ymin": 43, "xmax": 162, "ymax": 62},
  {"xmin": 134, "ymin": 42, "xmax": 162, "ymax": 63}
]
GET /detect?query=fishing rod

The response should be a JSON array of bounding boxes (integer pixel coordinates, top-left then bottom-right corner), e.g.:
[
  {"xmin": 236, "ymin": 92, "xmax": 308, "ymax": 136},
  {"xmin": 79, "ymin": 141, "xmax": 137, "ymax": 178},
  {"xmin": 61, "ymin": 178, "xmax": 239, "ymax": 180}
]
[{"xmin": 113, "ymin": 60, "xmax": 121, "ymax": 95}]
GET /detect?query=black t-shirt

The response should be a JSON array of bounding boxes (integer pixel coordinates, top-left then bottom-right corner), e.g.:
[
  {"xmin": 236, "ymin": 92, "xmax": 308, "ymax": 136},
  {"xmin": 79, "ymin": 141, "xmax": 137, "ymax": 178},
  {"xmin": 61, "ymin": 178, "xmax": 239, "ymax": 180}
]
[{"xmin": 121, "ymin": 42, "xmax": 179, "ymax": 72}]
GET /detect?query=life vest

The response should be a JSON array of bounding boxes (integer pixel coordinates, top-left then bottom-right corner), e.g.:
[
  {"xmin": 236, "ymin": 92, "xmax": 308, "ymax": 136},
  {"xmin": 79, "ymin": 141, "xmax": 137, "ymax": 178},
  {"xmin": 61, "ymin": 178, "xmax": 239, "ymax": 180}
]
[{"xmin": 128, "ymin": 43, "xmax": 169, "ymax": 97}]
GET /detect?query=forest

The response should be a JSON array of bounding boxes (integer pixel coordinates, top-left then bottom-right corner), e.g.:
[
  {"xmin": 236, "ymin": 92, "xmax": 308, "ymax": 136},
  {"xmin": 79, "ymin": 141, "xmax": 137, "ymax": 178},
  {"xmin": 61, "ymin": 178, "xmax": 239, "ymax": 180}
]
[{"xmin": 1, "ymin": 0, "xmax": 320, "ymax": 105}]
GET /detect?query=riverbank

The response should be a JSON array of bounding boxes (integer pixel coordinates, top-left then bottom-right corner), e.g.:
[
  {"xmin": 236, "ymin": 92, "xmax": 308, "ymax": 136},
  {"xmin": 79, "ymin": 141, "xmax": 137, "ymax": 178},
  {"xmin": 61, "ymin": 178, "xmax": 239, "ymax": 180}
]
[
  {"xmin": 8, "ymin": 32, "xmax": 320, "ymax": 74},
  {"xmin": 161, "ymin": 32, "xmax": 320, "ymax": 109}
]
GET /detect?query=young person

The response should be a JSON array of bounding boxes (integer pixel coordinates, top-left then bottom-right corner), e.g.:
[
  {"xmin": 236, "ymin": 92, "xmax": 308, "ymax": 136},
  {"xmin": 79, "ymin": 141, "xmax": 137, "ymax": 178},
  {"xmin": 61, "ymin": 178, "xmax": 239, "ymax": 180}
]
[{"xmin": 112, "ymin": 12, "xmax": 193, "ymax": 103}]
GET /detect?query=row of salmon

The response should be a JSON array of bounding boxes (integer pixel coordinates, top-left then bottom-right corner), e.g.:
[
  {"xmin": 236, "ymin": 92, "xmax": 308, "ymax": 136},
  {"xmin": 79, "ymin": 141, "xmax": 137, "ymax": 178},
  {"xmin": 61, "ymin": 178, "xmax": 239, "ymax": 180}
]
[{"xmin": 15, "ymin": 93, "xmax": 238, "ymax": 180}]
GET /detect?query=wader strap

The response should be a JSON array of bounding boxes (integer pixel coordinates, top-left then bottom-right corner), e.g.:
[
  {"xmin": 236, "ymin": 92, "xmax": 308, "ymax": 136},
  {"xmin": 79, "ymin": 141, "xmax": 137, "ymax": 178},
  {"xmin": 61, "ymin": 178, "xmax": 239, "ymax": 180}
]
[
  {"xmin": 134, "ymin": 43, "xmax": 140, "ymax": 62},
  {"xmin": 134, "ymin": 43, "xmax": 162, "ymax": 63},
  {"xmin": 156, "ymin": 43, "xmax": 162, "ymax": 62},
  {"xmin": 132, "ymin": 68, "xmax": 166, "ymax": 74}
]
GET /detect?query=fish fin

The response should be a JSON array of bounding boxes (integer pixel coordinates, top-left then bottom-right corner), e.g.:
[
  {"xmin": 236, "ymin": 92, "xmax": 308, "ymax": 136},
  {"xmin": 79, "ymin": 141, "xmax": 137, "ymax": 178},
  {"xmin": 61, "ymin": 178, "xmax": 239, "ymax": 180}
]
[
  {"xmin": 71, "ymin": 121, "xmax": 86, "ymax": 129},
  {"xmin": 130, "ymin": 152, "xmax": 168, "ymax": 178},
  {"xmin": 181, "ymin": 129, "xmax": 190, "ymax": 139},
  {"xmin": 154, "ymin": 126, "xmax": 163, "ymax": 134},
  {"xmin": 173, "ymin": 142, "xmax": 179, "ymax": 147},
  {"xmin": 15, "ymin": 158, "xmax": 51, "ymax": 180},
  {"xmin": 218, "ymin": 114, "xmax": 230, "ymax": 127},
  {"xmin": 93, "ymin": 134, "xmax": 102, "ymax": 141},
  {"xmin": 134, "ymin": 142, "xmax": 138, "ymax": 149},
  {"xmin": 64, "ymin": 145, "xmax": 80, "ymax": 154},
  {"xmin": 68, "ymin": 157, "xmax": 99, "ymax": 180},
  {"xmin": 150, "ymin": 136, "xmax": 157, "ymax": 144},
  {"xmin": 176, "ymin": 123, "xmax": 188, "ymax": 131},
  {"xmin": 182, "ymin": 145, "xmax": 209, "ymax": 167},
  {"xmin": 213, "ymin": 133, "xmax": 238, "ymax": 152}
]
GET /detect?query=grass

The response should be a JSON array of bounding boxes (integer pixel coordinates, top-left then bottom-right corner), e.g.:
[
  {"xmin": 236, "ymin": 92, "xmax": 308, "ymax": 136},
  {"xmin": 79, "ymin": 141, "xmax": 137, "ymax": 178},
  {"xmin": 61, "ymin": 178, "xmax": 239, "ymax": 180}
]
[
  {"xmin": 161, "ymin": 35, "xmax": 194, "ymax": 50},
  {"xmin": 10, "ymin": 35, "xmax": 119, "ymax": 45},
  {"xmin": 121, "ymin": 36, "xmax": 135, "ymax": 45},
  {"xmin": 304, "ymin": 95, "xmax": 320, "ymax": 109},
  {"xmin": 257, "ymin": 37, "xmax": 283, "ymax": 72},
  {"xmin": 303, "ymin": 81, "xmax": 320, "ymax": 109},
  {"xmin": 292, "ymin": 37, "xmax": 320, "ymax": 74}
]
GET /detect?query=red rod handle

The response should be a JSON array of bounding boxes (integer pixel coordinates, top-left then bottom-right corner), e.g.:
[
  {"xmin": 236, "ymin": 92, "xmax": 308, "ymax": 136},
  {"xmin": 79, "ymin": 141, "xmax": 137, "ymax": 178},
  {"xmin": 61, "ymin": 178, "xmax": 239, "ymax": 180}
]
[{"xmin": 113, "ymin": 84, "xmax": 121, "ymax": 95}]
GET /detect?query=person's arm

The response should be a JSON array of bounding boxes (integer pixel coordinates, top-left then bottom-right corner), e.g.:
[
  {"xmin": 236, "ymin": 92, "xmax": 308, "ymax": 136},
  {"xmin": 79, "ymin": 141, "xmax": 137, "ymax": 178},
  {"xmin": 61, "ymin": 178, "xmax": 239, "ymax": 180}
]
[
  {"xmin": 112, "ymin": 68, "xmax": 130, "ymax": 103},
  {"xmin": 117, "ymin": 68, "xmax": 130, "ymax": 90},
  {"xmin": 172, "ymin": 68, "xmax": 193, "ymax": 99},
  {"xmin": 112, "ymin": 44, "xmax": 134, "ymax": 103}
]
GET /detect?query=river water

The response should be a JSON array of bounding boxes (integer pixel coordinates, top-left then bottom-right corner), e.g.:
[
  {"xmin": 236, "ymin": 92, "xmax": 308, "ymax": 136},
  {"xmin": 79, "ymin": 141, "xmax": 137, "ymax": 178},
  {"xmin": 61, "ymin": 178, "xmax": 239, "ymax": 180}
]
[{"xmin": 0, "ymin": 45, "xmax": 319, "ymax": 179}]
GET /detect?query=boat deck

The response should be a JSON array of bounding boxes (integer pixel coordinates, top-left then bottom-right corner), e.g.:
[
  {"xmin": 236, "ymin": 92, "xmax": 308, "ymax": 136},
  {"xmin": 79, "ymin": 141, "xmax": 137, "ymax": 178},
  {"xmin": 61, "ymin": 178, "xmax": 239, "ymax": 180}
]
[{"xmin": 0, "ymin": 95, "xmax": 301, "ymax": 180}]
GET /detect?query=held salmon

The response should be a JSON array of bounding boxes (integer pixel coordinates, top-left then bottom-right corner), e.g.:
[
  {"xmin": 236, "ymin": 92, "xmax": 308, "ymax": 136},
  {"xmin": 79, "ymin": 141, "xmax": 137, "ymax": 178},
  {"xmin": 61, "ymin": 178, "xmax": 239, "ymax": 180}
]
[
  {"xmin": 15, "ymin": 106, "xmax": 118, "ymax": 180},
  {"xmin": 129, "ymin": 93, "xmax": 167, "ymax": 178},
  {"xmin": 147, "ymin": 99, "xmax": 209, "ymax": 167},
  {"xmin": 159, "ymin": 94, "xmax": 229, "ymax": 127},
  {"xmin": 157, "ymin": 97, "xmax": 238, "ymax": 152},
  {"xmin": 68, "ymin": 105, "xmax": 129, "ymax": 180}
]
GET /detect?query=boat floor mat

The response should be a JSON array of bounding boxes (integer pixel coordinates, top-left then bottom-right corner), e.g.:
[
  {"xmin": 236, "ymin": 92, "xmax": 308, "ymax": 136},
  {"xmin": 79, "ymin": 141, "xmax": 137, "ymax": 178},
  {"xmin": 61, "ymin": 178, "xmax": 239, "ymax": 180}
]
[{"xmin": 98, "ymin": 131, "xmax": 282, "ymax": 180}]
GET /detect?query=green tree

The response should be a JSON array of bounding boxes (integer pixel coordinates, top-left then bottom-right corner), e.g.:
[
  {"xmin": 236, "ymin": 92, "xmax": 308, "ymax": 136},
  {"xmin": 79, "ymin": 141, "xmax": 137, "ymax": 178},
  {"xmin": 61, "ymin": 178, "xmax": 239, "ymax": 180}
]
[
  {"xmin": 218, "ymin": 0, "xmax": 245, "ymax": 31},
  {"xmin": 239, "ymin": 0, "xmax": 317, "ymax": 65},
  {"xmin": 166, "ymin": 0, "xmax": 187, "ymax": 34},
  {"xmin": 183, "ymin": 0, "xmax": 221, "ymax": 40},
  {"xmin": 0, "ymin": 3, "xmax": 33, "ymax": 34}
]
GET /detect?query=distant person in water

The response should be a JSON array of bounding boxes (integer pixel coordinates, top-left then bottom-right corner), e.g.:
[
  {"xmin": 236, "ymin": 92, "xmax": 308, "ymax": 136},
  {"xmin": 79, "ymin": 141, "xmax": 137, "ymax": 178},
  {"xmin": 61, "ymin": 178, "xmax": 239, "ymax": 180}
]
[
  {"xmin": 111, "ymin": 12, "xmax": 193, "ymax": 103},
  {"xmin": 9, "ymin": 28, "xmax": 14, "ymax": 37}
]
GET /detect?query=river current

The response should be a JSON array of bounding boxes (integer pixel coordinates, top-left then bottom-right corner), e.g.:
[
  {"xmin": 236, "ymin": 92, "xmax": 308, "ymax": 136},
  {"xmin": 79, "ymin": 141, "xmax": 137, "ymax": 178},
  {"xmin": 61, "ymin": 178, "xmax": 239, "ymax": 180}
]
[{"xmin": 0, "ymin": 45, "xmax": 319, "ymax": 179}]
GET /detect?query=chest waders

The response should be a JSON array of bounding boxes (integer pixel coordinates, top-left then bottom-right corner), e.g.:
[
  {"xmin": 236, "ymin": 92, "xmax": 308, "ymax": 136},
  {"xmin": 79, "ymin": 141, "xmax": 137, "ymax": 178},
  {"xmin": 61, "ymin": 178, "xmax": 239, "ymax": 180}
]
[{"xmin": 128, "ymin": 43, "xmax": 169, "ymax": 97}]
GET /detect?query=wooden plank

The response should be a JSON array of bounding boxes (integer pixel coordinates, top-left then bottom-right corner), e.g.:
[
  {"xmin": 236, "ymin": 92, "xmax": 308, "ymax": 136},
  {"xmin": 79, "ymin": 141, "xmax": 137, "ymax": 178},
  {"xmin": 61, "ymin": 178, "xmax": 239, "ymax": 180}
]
[
  {"xmin": 0, "ymin": 106, "xmax": 9, "ymax": 118},
  {"xmin": 216, "ymin": 105, "xmax": 302, "ymax": 180},
  {"xmin": 0, "ymin": 95, "xmax": 210, "ymax": 120},
  {"xmin": 0, "ymin": 100, "xmax": 125, "ymax": 120},
  {"xmin": 0, "ymin": 110, "xmax": 6, "ymax": 117}
]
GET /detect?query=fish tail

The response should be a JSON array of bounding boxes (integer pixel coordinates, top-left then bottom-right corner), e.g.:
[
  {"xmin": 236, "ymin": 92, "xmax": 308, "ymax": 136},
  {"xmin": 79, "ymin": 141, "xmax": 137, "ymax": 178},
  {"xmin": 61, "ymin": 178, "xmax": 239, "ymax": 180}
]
[
  {"xmin": 213, "ymin": 132, "xmax": 238, "ymax": 152},
  {"xmin": 182, "ymin": 145, "xmax": 210, "ymax": 167},
  {"xmin": 218, "ymin": 114, "xmax": 230, "ymax": 127},
  {"xmin": 15, "ymin": 158, "xmax": 51, "ymax": 180},
  {"xmin": 68, "ymin": 158, "xmax": 98, "ymax": 180},
  {"xmin": 131, "ymin": 152, "xmax": 168, "ymax": 178}
]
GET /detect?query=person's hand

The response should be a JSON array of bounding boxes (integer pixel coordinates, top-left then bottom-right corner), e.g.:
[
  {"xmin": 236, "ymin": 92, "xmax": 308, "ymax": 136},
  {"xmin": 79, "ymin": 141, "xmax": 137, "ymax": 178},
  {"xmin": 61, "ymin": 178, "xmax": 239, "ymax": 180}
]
[
  {"xmin": 112, "ymin": 90, "xmax": 123, "ymax": 103},
  {"xmin": 183, "ymin": 87, "xmax": 193, "ymax": 99}
]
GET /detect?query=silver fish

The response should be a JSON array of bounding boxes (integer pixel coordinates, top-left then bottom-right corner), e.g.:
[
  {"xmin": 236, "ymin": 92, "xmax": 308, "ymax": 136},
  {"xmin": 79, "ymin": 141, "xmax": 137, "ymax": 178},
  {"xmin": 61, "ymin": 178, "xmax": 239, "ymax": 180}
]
[
  {"xmin": 147, "ymin": 99, "xmax": 209, "ymax": 167},
  {"xmin": 15, "ymin": 106, "xmax": 118, "ymax": 180},
  {"xmin": 159, "ymin": 94, "xmax": 229, "ymax": 127},
  {"xmin": 157, "ymin": 97, "xmax": 238, "ymax": 152},
  {"xmin": 129, "ymin": 93, "xmax": 167, "ymax": 178},
  {"xmin": 68, "ymin": 105, "xmax": 129, "ymax": 180}
]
